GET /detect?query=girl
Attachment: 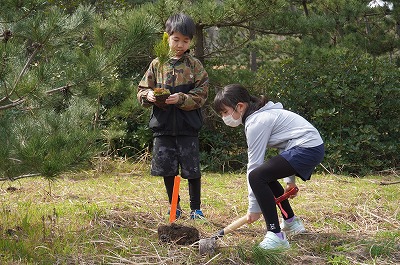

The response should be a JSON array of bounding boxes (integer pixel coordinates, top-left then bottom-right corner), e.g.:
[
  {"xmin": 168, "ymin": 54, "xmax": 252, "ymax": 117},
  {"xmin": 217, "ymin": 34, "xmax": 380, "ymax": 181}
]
[{"xmin": 213, "ymin": 84, "xmax": 324, "ymax": 249}]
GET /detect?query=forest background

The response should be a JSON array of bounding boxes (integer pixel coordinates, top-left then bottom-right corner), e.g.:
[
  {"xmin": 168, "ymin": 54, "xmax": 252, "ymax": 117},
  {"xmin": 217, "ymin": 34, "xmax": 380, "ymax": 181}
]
[
  {"xmin": 1, "ymin": 0, "xmax": 399, "ymax": 181},
  {"xmin": 1, "ymin": 1, "xmax": 400, "ymax": 264}
]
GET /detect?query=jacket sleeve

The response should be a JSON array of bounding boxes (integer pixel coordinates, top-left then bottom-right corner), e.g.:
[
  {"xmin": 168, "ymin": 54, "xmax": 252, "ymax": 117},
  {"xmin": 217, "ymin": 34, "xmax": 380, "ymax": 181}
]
[
  {"xmin": 137, "ymin": 61, "xmax": 156, "ymax": 108},
  {"xmin": 176, "ymin": 59, "xmax": 209, "ymax": 111},
  {"xmin": 246, "ymin": 118, "xmax": 274, "ymax": 213}
]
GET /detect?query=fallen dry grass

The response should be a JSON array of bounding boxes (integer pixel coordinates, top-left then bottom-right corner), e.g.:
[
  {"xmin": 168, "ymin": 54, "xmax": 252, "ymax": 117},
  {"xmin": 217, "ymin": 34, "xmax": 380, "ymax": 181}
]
[{"xmin": 0, "ymin": 159, "xmax": 399, "ymax": 264}]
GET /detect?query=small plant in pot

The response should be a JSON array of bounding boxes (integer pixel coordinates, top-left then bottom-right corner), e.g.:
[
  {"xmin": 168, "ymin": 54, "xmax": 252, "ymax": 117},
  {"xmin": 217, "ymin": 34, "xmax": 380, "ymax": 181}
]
[{"xmin": 154, "ymin": 87, "xmax": 171, "ymax": 107}]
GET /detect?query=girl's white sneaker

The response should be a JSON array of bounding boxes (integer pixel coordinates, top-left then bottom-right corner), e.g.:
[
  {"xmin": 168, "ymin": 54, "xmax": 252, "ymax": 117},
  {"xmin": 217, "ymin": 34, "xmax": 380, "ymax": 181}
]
[
  {"xmin": 259, "ymin": 231, "xmax": 290, "ymax": 250},
  {"xmin": 281, "ymin": 216, "xmax": 306, "ymax": 236}
]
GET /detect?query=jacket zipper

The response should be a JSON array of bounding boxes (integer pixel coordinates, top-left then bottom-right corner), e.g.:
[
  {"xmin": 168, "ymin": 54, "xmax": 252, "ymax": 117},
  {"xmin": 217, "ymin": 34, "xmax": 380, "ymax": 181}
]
[{"xmin": 172, "ymin": 63, "xmax": 176, "ymax": 136}]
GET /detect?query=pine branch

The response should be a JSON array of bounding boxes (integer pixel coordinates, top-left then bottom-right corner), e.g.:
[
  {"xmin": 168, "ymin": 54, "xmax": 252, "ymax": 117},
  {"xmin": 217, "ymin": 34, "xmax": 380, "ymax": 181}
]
[
  {"xmin": 0, "ymin": 98, "xmax": 26, "ymax": 110},
  {"xmin": 0, "ymin": 1, "xmax": 43, "ymax": 24},
  {"xmin": 12, "ymin": 43, "xmax": 41, "ymax": 92},
  {"xmin": 213, "ymin": 20, "xmax": 303, "ymax": 36},
  {"xmin": 0, "ymin": 84, "xmax": 72, "ymax": 111},
  {"xmin": 0, "ymin": 96, "xmax": 9, "ymax": 104},
  {"xmin": 0, "ymin": 173, "xmax": 41, "ymax": 182},
  {"xmin": 205, "ymin": 37, "xmax": 251, "ymax": 58},
  {"xmin": 46, "ymin": 84, "xmax": 73, "ymax": 95}
]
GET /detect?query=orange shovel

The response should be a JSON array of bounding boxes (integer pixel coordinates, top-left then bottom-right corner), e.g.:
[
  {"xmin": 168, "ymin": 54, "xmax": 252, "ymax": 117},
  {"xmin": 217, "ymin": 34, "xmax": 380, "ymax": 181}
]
[{"xmin": 169, "ymin": 175, "xmax": 181, "ymax": 223}]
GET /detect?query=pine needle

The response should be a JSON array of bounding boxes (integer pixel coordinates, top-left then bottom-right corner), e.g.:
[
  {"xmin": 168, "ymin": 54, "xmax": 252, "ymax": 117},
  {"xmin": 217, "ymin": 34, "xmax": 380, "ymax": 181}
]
[{"xmin": 154, "ymin": 32, "xmax": 172, "ymax": 65}]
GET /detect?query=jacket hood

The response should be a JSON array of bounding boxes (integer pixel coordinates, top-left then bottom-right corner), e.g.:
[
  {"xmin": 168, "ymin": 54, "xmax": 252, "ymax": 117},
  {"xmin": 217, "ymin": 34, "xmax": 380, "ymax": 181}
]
[
  {"xmin": 244, "ymin": 101, "xmax": 283, "ymax": 125},
  {"xmin": 260, "ymin": 101, "xmax": 284, "ymax": 111}
]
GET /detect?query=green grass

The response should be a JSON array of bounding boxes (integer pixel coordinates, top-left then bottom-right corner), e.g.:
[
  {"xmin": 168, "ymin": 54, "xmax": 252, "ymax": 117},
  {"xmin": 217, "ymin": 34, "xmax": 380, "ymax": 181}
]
[{"xmin": 0, "ymin": 159, "xmax": 399, "ymax": 264}]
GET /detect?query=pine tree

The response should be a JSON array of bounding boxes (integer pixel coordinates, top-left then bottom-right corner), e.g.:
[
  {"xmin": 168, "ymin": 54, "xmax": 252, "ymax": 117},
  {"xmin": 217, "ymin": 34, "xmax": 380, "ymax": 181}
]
[{"xmin": 0, "ymin": 0, "xmax": 158, "ymax": 181}]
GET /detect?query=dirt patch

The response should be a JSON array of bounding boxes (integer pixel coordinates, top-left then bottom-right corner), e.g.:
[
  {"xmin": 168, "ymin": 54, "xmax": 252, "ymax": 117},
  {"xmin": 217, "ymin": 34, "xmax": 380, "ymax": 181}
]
[{"xmin": 158, "ymin": 223, "xmax": 200, "ymax": 245}]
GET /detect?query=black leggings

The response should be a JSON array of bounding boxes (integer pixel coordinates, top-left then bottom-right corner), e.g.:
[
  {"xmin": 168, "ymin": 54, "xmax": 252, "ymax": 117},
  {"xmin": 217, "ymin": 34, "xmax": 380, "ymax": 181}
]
[
  {"xmin": 248, "ymin": 155, "xmax": 297, "ymax": 233},
  {"xmin": 163, "ymin": 176, "xmax": 201, "ymax": 210}
]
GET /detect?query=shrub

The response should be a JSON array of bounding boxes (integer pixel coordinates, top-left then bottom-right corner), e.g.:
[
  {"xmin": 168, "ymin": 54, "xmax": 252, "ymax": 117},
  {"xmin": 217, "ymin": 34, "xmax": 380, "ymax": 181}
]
[{"xmin": 257, "ymin": 48, "xmax": 399, "ymax": 174}]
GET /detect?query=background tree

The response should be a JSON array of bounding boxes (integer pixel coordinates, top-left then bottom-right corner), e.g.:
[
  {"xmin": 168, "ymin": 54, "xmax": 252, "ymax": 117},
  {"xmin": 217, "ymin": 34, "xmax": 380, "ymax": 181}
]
[
  {"xmin": 1, "ymin": 0, "xmax": 398, "ymax": 179},
  {"xmin": 0, "ymin": 0, "xmax": 158, "ymax": 181},
  {"xmin": 110, "ymin": 0, "xmax": 400, "ymax": 174}
]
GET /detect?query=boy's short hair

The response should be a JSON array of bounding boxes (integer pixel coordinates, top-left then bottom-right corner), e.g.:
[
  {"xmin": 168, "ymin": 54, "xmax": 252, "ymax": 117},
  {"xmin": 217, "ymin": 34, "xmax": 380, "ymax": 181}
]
[{"xmin": 165, "ymin": 13, "xmax": 196, "ymax": 39}]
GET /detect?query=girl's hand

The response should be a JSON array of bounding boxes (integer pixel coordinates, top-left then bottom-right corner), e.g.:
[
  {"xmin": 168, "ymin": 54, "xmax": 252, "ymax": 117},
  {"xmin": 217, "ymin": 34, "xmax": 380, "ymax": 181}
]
[
  {"xmin": 247, "ymin": 212, "xmax": 262, "ymax": 224},
  {"xmin": 165, "ymin": 93, "xmax": 180, "ymax": 104},
  {"xmin": 285, "ymin": 182, "xmax": 298, "ymax": 199},
  {"xmin": 146, "ymin": 90, "xmax": 156, "ymax": 102}
]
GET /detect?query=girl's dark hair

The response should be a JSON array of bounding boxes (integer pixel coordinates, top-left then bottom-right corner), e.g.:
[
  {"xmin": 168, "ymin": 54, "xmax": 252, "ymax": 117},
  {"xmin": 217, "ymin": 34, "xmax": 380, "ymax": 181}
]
[
  {"xmin": 213, "ymin": 84, "xmax": 267, "ymax": 122},
  {"xmin": 165, "ymin": 13, "xmax": 196, "ymax": 39}
]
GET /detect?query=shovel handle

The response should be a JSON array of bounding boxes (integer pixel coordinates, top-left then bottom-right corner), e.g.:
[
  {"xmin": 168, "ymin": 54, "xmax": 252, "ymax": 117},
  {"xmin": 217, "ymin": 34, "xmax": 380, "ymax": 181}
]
[
  {"xmin": 216, "ymin": 215, "xmax": 248, "ymax": 237},
  {"xmin": 215, "ymin": 186, "xmax": 300, "ymax": 237},
  {"xmin": 169, "ymin": 175, "xmax": 181, "ymax": 223},
  {"xmin": 275, "ymin": 186, "xmax": 299, "ymax": 203}
]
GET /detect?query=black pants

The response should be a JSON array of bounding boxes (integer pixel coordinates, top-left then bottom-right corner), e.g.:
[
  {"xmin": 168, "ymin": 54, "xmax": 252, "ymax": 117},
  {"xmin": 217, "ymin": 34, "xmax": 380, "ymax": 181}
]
[
  {"xmin": 248, "ymin": 155, "xmax": 297, "ymax": 233},
  {"xmin": 164, "ymin": 176, "xmax": 201, "ymax": 210}
]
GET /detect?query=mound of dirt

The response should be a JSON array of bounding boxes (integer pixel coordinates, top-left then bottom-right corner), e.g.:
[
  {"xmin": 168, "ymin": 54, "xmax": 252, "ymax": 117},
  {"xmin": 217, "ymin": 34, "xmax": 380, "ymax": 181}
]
[{"xmin": 158, "ymin": 223, "xmax": 199, "ymax": 245}]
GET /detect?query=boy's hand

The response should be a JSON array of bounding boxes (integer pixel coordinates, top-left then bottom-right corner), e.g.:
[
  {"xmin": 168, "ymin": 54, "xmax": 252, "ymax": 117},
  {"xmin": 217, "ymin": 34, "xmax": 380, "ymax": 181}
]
[
  {"xmin": 146, "ymin": 90, "xmax": 156, "ymax": 102},
  {"xmin": 165, "ymin": 93, "xmax": 180, "ymax": 104},
  {"xmin": 247, "ymin": 212, "xmax": 261, "ymax": 224}
]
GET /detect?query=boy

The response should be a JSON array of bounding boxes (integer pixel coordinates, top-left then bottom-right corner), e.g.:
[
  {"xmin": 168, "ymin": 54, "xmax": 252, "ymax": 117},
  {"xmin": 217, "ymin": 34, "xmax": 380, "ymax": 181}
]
[{"xmin": 137, "ymin": 13, "xmax": 209, "ymax": 219}]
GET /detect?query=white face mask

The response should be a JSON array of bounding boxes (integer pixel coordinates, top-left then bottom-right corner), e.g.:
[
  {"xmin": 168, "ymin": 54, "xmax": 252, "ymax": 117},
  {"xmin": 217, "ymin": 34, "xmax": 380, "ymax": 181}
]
[{"xmin": 222, "ymin": 107, "xmax": 242, "ymax": 127}]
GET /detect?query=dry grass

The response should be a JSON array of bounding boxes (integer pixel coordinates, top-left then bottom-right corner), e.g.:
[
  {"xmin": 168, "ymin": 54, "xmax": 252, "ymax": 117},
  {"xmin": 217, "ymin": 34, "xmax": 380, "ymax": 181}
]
[{"xmin": 0, "ymin": 159, "xmax": 399, "ymax": 264}]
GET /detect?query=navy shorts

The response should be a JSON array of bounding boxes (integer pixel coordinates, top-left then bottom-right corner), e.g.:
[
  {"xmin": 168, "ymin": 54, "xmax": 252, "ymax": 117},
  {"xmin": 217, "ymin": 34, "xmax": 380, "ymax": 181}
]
[
  {"xmin": 151, "ymin": 135, "xmax": 201, "ymax": 179},
  {"xmin": 280, "ymin": 143, "xmax": 325, "ymax": 181}
]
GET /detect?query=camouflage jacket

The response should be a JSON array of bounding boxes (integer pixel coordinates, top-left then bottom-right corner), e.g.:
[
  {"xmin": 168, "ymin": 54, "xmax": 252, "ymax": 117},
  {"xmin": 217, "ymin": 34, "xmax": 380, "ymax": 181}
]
[{"xmin": 137, "ymin": 53, "xmax": 209, "ymax": 136}]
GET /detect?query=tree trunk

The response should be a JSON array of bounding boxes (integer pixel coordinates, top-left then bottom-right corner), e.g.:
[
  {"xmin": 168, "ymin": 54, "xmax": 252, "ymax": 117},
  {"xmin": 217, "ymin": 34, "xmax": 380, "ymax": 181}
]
[
  {"xmin": 249, "ymin": 29, "xmax": 257, "ymax": 72},
  {"xmin": 302, "ymin": 0, "xmax": 309, "ymax": 17},
  {"xmin": 194, "ymin": 24, "xmax": 205, "ymax": 64}
]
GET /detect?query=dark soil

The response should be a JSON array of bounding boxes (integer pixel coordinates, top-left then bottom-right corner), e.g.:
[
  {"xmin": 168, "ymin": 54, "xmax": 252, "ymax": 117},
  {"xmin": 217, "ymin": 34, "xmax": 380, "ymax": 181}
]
[{"xmin": 158, "ymin": 223, "xmax": 200, "ymax": 245}]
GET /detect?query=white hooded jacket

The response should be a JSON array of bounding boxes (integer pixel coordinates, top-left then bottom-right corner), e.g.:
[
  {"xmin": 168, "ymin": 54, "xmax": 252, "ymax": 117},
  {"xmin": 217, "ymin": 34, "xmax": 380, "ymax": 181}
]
[{"xmin": 245, "ymin": 101, "xmax": 323, "ymax": 213}]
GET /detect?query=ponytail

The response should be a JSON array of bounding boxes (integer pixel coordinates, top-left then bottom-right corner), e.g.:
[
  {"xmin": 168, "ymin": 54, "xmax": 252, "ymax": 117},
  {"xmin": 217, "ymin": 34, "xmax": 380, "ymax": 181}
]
[{"xmin": 242, "ymin": 94, "xmax": 267, "ymax": 122}]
